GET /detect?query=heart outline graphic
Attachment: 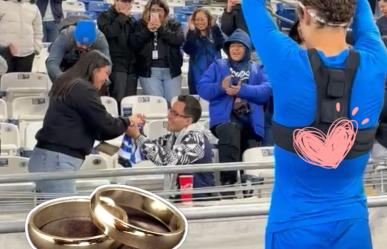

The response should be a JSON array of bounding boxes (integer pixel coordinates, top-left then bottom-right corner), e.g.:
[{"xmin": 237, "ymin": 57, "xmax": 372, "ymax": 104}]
[{"xmin": 292, "ymin": 118, "xmax": 358, "ymax": 169}]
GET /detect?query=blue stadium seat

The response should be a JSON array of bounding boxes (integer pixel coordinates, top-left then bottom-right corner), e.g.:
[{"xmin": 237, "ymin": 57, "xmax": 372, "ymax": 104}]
[
  {"xmin": 173, "ymin": 6, "xmax": 196, "ymax": 14},
  {"xmin": 174, "ymin": 13, "xmax": 190, "ymax": 23},
  {"xmin": 85, "ymin": 11, "xmax": 99, "ymax": 20},
  {"xmin": 87, "ymin": 1, "xmax": 111, "ymax": 12},
  {"xmin": 276, "ymin": 3, "xmax": 297, "ymax": 30}
]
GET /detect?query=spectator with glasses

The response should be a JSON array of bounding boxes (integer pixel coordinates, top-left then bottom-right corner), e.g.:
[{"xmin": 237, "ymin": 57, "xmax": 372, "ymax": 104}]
[
  {"xmin": 126, "ymin": 95, "xmax": 216, "ymax": 197},
  {"xmin": 46, "ymin": 19, "xmax": 110, "ymax": 81},
  {"xmin": 183, "ymin": 7, "xmax": 225, "ymax": 94},
  {"xmin": 198, "ymin": 29, "xmax": 272, "ymax": 187},
  {"xmin": 132, "ymin": 0, "xmax": 184, "ymax": 103}
]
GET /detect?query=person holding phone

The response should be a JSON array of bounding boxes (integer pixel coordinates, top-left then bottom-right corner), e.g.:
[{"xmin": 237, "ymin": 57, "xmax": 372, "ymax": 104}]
[
  {"xmin": 198, "ymin": 29, "xmax": 272, "ymax": 187},
  {"xmin": 183, "ymin": 7, "xmax": 225, "ymax": 94},
  {"xmin": 132, "ymin": 0, "xmax": 184, "ymax": 103},
  {"xmin": 98, "ymin": 0, "xmax": 138, "ymax": 107}
]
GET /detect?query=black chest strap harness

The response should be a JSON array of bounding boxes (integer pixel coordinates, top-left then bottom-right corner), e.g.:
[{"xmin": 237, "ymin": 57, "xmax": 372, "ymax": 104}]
[{"xmin": 272, "ymin": 49, "xmax": 377, "ymax": 159}]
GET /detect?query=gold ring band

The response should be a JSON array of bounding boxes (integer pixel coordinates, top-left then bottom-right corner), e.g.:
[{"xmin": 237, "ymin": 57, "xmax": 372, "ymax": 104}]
[
  {"xmin": 90, "ymin": 185, "xmax": 188, "ymax": 249},
  {"xmin": 26, "ymin": 196, "xmax": 122, "ymax": 249}
]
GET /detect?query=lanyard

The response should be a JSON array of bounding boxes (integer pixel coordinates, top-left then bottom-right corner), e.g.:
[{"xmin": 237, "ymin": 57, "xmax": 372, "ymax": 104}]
[{"xmin": 153, "ymin": 31, "xmax": 158, "ymax": 51}]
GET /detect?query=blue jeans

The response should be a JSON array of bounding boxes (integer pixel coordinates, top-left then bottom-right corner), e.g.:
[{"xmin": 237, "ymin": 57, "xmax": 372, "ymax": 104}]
[
  {"xmin": 28, "ymin": 148, "xmax": 83, "ymax": 194},
  {"xmin": 43, "ymin": 21, "xmax": 59, "ymax": 42},
  {"xmin": 139, "ymin": 67, "xmax": 182, "ymax": 103}
]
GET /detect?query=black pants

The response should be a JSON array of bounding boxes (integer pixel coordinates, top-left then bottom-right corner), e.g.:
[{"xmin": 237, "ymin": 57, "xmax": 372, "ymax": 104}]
[
  {"xmin": 7, "ymin": 53, "xmax": 35, "ymax": 73},
  {"xmin": 212, "ymin": 115, "xmax": 262, "ymax": 185},
  {"xmin": 110, "ymin": 71, "xmax": 138, "ymax": 109}
]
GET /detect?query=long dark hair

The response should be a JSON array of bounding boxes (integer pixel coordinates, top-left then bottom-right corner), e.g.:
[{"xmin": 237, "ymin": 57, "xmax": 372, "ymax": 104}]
[
  {"xmin": 142, "ymin": 0, "xmax": 170, "ymax": 24},
  {"xmin": 192, "ymin": 8, "xmax": 214, "ymax": 37},
  {"xmin": 49, "ymin": 50, "xmax": 111, "ymax": 100}
]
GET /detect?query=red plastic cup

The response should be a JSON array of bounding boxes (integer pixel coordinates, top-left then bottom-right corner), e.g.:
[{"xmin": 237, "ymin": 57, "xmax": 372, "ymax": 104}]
[{"xmin": 178, "ymin": 175, "xmax": 193, "ymax": 204}]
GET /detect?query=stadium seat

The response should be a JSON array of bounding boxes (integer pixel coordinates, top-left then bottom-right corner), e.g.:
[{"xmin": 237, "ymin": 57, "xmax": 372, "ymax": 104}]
[
  {"xmin": 0, "ymin": 99, "xmax": 7, "ymax": 121},
  {"xmin": 0, "ymin": 122, "xmax": 20, "ymax": 156},
  {"xmin": 121, "ymin": 95, "xmax": 168, "ymax": 120},
  {"xmin": 0, "ymin": 156, "xmax": 36, "ymax": 208},
  {"xmin": 101, "ymin": 96, "xmax": 119, "ymax": 117},
  {"xmin": 76, "ymin": 154, "xmax": 111, "ymax": 193},
  {"xmin": 87, "ymin": 1, "xmax": 111, "ymax": 12},
  {"xmin": 143, "ymin": 119, "xmax": 169, "ymax": 140},
  {"xmin": 62, "ymin": 0, "xmax": 86, "ymax": 17},
  {"xmin": 11, "ymin": 96, "xmax": 48, "ymax": 121},
  {"xmin": 242, "ymin": 146, "xmax": 275, "ymax": 178},
  {"xmin": 23, "ymin": 121, "xmax": 43, "ymax": 155},
  {"xmin": 0, "ymin": 73, "xmax": 50, "ymax": 116}
]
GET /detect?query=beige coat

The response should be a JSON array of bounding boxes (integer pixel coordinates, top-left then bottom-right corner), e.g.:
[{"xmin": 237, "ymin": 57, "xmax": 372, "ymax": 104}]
[{"xmin": 0, "ymin": 0, "xmax": 43, "ymax": 57}]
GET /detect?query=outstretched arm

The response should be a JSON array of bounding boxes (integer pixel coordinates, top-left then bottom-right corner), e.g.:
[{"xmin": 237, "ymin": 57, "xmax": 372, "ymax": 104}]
[{"xmin": 242, "ymin": 0, "xmax": 299, "ymax": 72}]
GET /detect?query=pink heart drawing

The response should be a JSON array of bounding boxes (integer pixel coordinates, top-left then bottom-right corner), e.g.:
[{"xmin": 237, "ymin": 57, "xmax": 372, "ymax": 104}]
[{"xmin": 293, "ymin": 118, "xmax": 358, "ymax": 169}]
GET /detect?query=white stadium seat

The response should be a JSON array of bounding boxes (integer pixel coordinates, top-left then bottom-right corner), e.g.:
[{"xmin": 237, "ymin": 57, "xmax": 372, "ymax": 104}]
[
  {"xmin": 242, "ymin": 146, "xmax": 275, "ymax": 178},
  {"xmin": 23, "ymin": 121, "xmax": 43, "ymax": 151},
  {"xmin": 143, "ymin": 119, "xmax": 169, "ymax": 140},
  {"xmin": 101, "ymin": 96, "xmax": 119, "ymax": 117},
  {"xmin": 0, "ymin": 99, "xmax": 7, "ymax": 121},
  {"xmin": 0, "ymin": 122, "xmax": 20, "ymax": 156},
  {"xmin": 11, "ymin": 96, "xmax": 48, "ymax": 121},
  {"xmin": 121, "ymin": 95, "xmax": 168, "ymax": 120}
]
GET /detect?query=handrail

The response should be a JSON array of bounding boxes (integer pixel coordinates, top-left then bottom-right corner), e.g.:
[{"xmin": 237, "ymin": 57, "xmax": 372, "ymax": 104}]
[
  {"xmin": 1, "ymin": 195, "xmax": 387, "ymax": 234},
  {"xmin": 0, "ymin": 161, "xmax": 273, "ymax": 184}
]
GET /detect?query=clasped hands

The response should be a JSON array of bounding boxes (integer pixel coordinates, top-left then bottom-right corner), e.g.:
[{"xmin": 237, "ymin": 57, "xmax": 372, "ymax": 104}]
[{"xmin": 127, "ymin": 114, "xmax": 146, "ymax": 139}]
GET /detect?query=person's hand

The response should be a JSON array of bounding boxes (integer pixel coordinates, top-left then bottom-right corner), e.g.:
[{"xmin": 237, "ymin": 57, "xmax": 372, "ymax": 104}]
[
  {"xmin": 148, "ymin": 13, "xmax": 161, "ymax": 32},
  {"xmin": 126, "ymin": 125, "xmax": 141, "ymax": 139},
  {"xmin": 147, "ymin": 21, "xmax": 160, "ymax": 32},
  {"xmin": 225, "ymin": 82, "xmax": 241, "ymax": 96},
  {"xmin": 9, "ymin": 43, "xmax": 18, "ymax": 56},
  {"xmin": 226, "ymin": 0, "xmax": 240, "ymax": 12},
  {"xmin": 221, "ymin": 75, "xmax": 232, "ymax": 90},
  {"xmin": 129, "ymin": 113, "xmax": 145, "ymax": 126},
  {"xmin": 188, "ymin": 15, "xmax": 195, "ymax": 31}
]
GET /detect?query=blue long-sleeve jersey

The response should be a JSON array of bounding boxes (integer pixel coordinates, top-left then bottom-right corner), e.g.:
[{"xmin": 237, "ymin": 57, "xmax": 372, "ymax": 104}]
[{"xmin": 242, "ymin": 0, "xmax": 387, "ymax": 232}]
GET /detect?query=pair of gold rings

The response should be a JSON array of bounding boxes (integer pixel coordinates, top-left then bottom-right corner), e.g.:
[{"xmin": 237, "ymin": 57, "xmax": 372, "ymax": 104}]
[{"xmin": 26, "ymin": 185, "xmax": 188, "ymax": 249}]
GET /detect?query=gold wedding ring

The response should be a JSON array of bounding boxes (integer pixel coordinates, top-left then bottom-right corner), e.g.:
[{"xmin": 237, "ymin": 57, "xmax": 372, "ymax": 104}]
[
  {"xmin": 90, "ymin": 185, "xmax": 188, "ymax": 249},
  {"xmin": 26, "ymin": 196, "xmax": 122, "ymax": 249}
]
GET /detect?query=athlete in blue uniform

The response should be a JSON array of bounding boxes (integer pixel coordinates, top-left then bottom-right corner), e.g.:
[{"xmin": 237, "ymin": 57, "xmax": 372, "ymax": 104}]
[{"xmin": 242, "ymin": 0, "xmax": 387, "ymax": 248}]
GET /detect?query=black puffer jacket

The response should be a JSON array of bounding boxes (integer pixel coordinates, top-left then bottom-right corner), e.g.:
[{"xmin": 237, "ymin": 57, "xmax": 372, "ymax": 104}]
[
  {"xmin": 97, "ymin": 7, "xmax": 137, "ymax": 73},
  {"xmin": 132, "ymin": 19, "xmax": 184, "ymax": 78}
]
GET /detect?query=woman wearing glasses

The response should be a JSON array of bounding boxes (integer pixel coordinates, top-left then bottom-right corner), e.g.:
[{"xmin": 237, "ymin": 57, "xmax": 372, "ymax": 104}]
[{"xmin": 243, "ymin": 0, "xmax": 387, "ymax": 248}]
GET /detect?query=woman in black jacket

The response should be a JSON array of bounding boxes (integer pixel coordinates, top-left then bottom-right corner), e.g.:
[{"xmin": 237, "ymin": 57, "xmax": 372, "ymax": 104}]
[
  {"xmin": 97, "ymin": 0, "xmax": 138, "ymax": 105},
  {"xmin": 28, "ymin": 50, "xmax": 143, "ymax": 194},
  {"xmin": 132, "ymin": 0, "xmax": 184, "ymax": 103}
]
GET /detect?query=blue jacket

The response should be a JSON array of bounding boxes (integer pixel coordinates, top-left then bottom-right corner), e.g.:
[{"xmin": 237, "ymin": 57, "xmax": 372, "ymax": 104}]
[
  {"xmin": 198, "ymin": 59, "xmax": 271, "ymax": 137},
  {"xmin": 198, "ymin": 29, "xmax": 272, "ymax": 137},
  {"xmin": 183, "ymin": 25, "xmax": 224, "ymax": 94}
]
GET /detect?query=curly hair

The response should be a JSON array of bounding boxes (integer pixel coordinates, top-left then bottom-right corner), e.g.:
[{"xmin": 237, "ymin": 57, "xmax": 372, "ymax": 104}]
[{"xmin": 300, "ymin": 0, "xmax": 356, "ymax": 26}]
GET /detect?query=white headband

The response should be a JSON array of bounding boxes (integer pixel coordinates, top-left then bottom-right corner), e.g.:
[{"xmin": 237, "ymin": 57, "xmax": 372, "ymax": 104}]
[{"xmin": 298, "ymin": 1, "xmax": 351, "ymax": 27}]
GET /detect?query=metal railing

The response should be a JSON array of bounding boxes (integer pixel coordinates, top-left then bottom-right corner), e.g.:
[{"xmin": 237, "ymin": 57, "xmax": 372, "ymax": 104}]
[{"xmin": 2, "ymin": 195, "xmax": 387, "ymax": 234}]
